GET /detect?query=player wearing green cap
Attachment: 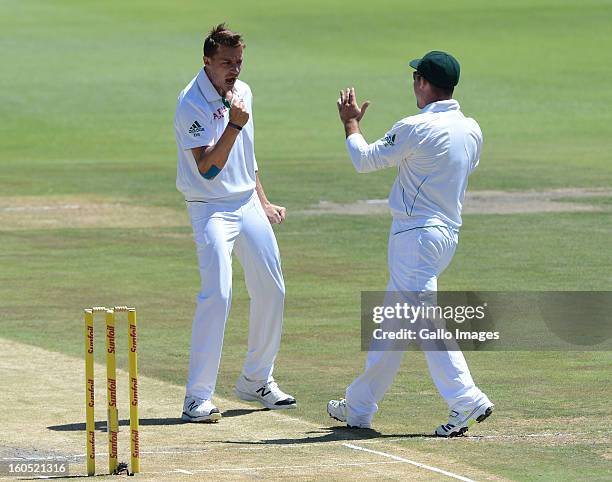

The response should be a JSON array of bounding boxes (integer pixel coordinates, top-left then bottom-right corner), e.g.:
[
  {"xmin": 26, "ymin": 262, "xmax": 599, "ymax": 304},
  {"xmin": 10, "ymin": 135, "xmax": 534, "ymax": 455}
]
[{"xmin": 327, "ymin": 51, "xmax": 494, "ymax": 437}]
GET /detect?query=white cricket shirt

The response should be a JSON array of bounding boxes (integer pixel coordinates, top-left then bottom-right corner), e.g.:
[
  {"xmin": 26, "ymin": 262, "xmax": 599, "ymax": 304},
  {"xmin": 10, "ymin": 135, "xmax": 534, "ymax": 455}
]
[
  {"xmin": 175, "ymin": 68, "xmax": 258, "ymax": 202},
  {"xmin": 346, "ymin": 100, "xmax": 482, "ymax": 230}
]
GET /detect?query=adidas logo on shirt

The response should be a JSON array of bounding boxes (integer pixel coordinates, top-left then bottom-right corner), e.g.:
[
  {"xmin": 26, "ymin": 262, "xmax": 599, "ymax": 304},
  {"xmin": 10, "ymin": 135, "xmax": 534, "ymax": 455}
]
[
  {"xmin": 382, "ymin": 133, "xmax": 396, "ymax": 147},
  {"xmin": 189, "ymin": 121, "xmax": 205, "ymax": 136}
]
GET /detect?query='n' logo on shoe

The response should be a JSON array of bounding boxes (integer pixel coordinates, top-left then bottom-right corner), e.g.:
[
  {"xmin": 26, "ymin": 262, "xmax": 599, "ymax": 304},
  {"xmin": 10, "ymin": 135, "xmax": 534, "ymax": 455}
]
[{"xmin": 256, "ymin": 386, "xmax": 271, "ymax": 397}]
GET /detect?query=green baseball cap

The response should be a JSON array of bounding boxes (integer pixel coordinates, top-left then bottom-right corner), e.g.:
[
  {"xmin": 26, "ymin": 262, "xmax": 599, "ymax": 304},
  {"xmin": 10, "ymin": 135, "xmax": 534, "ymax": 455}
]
[{"xmin": 409, "ymin": 51, "xmax": 460, "ymax": 88}]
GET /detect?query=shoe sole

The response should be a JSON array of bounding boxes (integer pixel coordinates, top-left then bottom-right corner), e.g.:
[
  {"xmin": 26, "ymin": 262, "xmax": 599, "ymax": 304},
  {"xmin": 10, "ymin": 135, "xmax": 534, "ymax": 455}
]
[
  {"xmin": 234, "ymin": 388, "xmax": 297, "ymax": 410},
  {"xmin": 181, "ymin": 411, "xmax": 222, "ymax": 423},
  {"xmin": 438, "ymin": 404, "xmax": 494, "ymax": 438},
  {"xmin": 327, "ymin": 406, "xmax": 371, "ymax": 429}
]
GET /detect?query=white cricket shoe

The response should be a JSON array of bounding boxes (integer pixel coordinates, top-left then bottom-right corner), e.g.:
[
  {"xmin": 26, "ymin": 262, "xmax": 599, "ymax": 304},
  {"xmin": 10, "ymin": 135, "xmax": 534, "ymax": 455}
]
[
  {"xmin": 181, "ymin": 396, "xmax": 222, "ymax": 423},
  {"xmin": 234, "ymin": 375, "xmax": 296, "ymax": 410},
  {"xmin": 326, "ymin": 399, "xmax": 371, "ymax": 429},
  {"xmin": 434, "ymin": 401, "xmax": 494, "ymax": 437}
]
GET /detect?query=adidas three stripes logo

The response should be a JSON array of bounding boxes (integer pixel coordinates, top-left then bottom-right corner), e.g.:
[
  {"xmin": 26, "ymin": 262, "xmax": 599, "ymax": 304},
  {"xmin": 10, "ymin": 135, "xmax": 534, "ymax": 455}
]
[{"xmin": 189, "ymin": 121, "xmax": 205, "ymax": 135}]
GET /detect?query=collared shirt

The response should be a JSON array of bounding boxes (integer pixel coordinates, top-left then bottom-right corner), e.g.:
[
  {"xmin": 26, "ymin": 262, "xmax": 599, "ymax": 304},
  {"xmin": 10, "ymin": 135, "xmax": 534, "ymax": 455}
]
[
  {"xmin": 174, "ymin": 68, "xmax": 258, "ymax": 202},
  {"xmin": 345, "ymin": 99, "xmax": 482, "ymax": 230}
]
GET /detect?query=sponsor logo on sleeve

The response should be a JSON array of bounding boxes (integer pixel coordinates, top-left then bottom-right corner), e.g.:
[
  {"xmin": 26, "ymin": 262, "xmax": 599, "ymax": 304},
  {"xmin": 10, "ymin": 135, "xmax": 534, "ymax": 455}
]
[
  {"xmin": 188, "ymin": 121, "xmax": 205, "ymax": 137},
  {"xmin": 382, "ymin": 133, "xmax": 396, "ymax": 147}
]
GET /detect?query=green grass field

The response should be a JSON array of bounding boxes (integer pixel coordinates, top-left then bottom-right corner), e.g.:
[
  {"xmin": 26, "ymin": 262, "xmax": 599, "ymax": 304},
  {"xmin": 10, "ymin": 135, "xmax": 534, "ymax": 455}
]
[{"xmin": 1, "ymin": 0, "xmax": 611, "ymax": 480}]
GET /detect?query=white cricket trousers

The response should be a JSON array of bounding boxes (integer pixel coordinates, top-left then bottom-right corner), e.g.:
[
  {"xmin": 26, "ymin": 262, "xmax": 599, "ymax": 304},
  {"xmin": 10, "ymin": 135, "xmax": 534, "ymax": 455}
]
[
  {"xmin": 185, "ymin": 192, "xmax": 285, "ymax": 400},
  {"xmin": 346, "ymin": 219, "xmax": 488, "ymax": 427}
]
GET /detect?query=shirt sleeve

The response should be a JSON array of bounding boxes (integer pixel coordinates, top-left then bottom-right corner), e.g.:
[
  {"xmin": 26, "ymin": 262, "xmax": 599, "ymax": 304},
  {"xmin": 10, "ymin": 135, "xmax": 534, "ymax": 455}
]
[
  {"xmin": 472, "ymin": 130, "xmax": 483, "ymax": 173},
  {"xmin": 345, "ymin": 121, "xmax": 418, "ymax": 173},
  {"xmin": 175, "ymin": 101, "xmax": 215, "ymax": 150},
  {"xmin": 465, "ymin": 118, "xmax": 483, "ymax": 173}
]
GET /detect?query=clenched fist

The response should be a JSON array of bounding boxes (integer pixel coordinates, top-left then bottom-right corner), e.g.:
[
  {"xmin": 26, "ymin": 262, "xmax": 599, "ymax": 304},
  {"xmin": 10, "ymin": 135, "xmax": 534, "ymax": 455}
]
[
  {"xmin": 263, "ymin": 203, "xmax": 286, "ymax": 224},
  {"xmin": 229, "ymin": 96, "xmax": 249, "ymax": 127}
]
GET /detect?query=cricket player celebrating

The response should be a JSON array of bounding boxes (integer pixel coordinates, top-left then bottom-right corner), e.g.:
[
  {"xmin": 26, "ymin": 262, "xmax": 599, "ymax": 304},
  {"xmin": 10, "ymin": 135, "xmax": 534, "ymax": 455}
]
[
  {"xmin": 327, "ymin": 51, "xmax": 494, "ymax": 436},
  {"xmin": 175, "ymin": 24, "xmax": 296, "ymax": 422}
]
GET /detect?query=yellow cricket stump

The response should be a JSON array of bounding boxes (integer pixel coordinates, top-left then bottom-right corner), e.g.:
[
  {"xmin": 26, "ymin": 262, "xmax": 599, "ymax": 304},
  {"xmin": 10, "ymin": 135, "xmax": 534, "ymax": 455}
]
[
  {"xmin": 84, "ymin": 310, "xmax": 95, "ymax": 477},
  {"xmin": 84, "ymin": 306, "xmax": 140, "ymax": 476},
  {"xmin": 105, "ymin": 310, "xmax": 119, "ymax": 474},
  {"xmin": 128, "ymin": 309, "xmax": 140, "ymax": 474}
]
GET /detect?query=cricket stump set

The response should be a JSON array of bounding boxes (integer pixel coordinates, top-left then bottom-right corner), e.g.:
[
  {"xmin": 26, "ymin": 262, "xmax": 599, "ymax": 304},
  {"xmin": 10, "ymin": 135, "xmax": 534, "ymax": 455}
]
[{"xmin": 84, "ymin": 306, "xmax": 140, "ymax": 476}]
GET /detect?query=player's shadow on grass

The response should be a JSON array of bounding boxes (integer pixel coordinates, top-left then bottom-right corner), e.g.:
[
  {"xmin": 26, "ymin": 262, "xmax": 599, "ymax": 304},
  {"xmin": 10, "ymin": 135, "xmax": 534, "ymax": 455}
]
[
  {"xmin": 47, "ymin": 409, "xmax": 266, "ymax": 432},
  {"xmin": 214, "ymin": 426, "xmax": 435, "ymax": 445}
]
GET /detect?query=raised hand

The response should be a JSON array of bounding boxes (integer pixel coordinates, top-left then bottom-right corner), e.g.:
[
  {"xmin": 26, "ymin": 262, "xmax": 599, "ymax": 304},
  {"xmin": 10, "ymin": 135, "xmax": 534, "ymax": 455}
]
[{"xmin": 337, "ymin": 87, "xmax": 370, "ymax": 123}]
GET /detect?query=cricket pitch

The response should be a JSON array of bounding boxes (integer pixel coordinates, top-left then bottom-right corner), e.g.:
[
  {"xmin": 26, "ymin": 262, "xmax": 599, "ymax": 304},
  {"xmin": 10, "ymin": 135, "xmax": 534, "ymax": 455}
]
[{"xmin": 0, "ymin": 338, "xmax": 501, "ymax": 481}]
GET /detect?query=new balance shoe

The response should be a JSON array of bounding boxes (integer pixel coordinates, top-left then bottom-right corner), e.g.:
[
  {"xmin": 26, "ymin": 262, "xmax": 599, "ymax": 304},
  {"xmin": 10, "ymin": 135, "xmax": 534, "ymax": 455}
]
[
  {"xmin": 234, "ymin": 375, "xmax": 296, "ymax": 410},
  {"xmin": 434, "ymin": 401, "xmax": 494, "ymax": 437},
  {"xmin": 326, "ymin": 399, "xmax": 371, "ymax": 429},
  {"xmin": 181, "ymin": 396, "xmax": 222, "ymax": 423}
]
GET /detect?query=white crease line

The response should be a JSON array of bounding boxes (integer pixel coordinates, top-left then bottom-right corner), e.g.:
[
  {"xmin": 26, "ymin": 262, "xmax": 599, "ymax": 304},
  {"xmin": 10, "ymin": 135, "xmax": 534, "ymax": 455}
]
[
  {"xmin": 343, "ymin": 443, "xmax": 475, "ymax": 482},
  {"xmin": 2, "ymin": 454, "xmax": 402, "ymax": 477},
  {"xmin": 146, "ymin": 460, "xmax": 402, "ymax": 475},
  {"xmin": 0, "ymin": 444, "xmax": 317, "ymax": 462},
  {"xmin": 1, "ymin": 205, "xmax": 83, "ymax": 212},
  {"xmin": 1, "ymin": 431, "xmax": 590, "ymax": 462},
  {"xmin": 174, "ymin": 469, "xmax": 194, "ymax": 474},
  {"xmin": 0, "ymin": 448, "xmax": 264, "ymax": 461}
]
